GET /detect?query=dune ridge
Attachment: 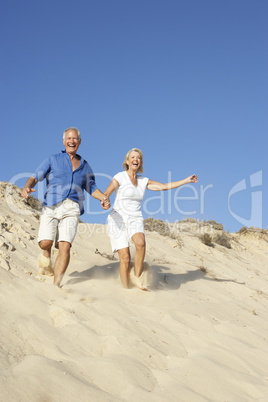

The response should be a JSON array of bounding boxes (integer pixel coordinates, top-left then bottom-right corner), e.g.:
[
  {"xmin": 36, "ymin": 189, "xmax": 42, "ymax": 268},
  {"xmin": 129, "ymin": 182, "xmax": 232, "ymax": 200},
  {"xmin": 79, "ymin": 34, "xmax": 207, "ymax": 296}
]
[{"xmin": 0, "ymin": 182, "xmax": 267, "ymax": 401}]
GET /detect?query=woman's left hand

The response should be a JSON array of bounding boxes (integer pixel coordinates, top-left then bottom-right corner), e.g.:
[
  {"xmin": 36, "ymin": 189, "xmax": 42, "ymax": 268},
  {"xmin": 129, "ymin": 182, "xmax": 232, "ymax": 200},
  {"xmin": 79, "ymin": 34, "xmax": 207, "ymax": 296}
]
[
  {"xmin": 188, "ymin": 174, "xmax": 198, "ymax": 183},
  {"xmin": 101, "ymin": 196, "xmax": 111, "ymax": 210}
]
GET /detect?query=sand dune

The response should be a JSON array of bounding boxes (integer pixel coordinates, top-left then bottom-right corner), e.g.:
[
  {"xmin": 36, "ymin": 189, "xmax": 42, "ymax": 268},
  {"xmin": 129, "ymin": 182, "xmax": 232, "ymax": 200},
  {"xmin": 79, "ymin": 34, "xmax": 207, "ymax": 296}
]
[{"xmin": 0, "ymin": 182, "xmax": 267, "ymax": 401}]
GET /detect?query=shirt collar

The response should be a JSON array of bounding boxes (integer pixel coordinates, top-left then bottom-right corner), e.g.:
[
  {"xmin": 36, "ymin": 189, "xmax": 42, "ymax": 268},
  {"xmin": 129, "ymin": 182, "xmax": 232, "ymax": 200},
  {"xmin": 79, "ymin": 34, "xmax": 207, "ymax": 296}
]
[{"xmin": 61, "ymin": 150, "xmax": 83, "ymax": 163}]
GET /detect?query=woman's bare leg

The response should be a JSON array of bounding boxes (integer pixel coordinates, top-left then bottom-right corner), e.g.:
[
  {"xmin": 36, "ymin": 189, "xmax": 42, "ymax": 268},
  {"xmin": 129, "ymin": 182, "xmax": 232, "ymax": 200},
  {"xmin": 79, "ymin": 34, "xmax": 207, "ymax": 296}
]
[
  {"xmin": 132, "ymin": 232, "xmax": 146, "ymax": 277},
  {"xmin": 117, "ymin": 247, "xmax": 131, "ymax": 288}
]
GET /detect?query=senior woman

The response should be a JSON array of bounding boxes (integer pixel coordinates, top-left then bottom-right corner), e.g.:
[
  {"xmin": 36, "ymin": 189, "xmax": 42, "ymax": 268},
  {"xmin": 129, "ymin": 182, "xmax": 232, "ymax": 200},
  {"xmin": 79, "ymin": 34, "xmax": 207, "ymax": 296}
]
[{"xmin": 104, "ymin": 148, "xmax": 198, "ymax": 290}]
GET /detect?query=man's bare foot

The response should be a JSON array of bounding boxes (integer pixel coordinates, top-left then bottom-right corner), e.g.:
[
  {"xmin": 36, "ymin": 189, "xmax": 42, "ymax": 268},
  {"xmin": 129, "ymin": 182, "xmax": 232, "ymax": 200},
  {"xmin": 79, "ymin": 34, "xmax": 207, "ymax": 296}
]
[
  {"xmin": 38, "ymin": 254, "xmax": 53, "ymax": 276},
  {"xmin": 53, "ymin": 274, "xmax": 64, "ymax": 287}
]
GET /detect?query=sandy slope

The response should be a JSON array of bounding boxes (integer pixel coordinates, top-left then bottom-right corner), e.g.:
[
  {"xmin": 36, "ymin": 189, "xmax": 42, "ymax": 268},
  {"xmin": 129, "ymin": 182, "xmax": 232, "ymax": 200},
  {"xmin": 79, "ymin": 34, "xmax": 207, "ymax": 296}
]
[{"xmin": 0, "ymin": 182, "xmax": 267, "ymax": 402}]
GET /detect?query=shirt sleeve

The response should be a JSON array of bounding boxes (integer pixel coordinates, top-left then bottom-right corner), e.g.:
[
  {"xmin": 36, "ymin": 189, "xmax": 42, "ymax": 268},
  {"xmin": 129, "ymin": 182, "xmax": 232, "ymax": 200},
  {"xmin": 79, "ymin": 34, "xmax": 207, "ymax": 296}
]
[
  {"xmin": 33, "ymin": 157, "xmax": 51, "ymax": 181},
  {"xmin": 84, "ymin": 163, "xmax": 98, "ymax": 195},
  {"xmin": 143, "ymin": 176, "xmax": 149, "ymax": 187},
  {"xmin": 113, "ymin": 171, "xmax": 124, "ymax": 185}
]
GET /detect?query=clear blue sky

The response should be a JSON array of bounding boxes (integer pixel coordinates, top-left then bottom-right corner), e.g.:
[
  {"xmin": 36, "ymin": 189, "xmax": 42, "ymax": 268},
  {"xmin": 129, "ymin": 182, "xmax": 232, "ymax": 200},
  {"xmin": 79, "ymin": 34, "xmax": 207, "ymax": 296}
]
[{"xmin": 1, "ymin": 0, "xmax": 267, "ymax": 232}]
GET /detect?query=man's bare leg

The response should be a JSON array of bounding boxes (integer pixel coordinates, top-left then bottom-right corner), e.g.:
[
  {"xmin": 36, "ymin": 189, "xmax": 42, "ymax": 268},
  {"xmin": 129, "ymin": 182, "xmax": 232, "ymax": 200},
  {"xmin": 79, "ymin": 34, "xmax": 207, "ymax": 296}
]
[
  {"xmin": 53, "ymin": 241, "xmax": 71, "ymax": 287},
  {"xmin": 39, "ymin": 240, "xmax": 53, "ymax": 275}
]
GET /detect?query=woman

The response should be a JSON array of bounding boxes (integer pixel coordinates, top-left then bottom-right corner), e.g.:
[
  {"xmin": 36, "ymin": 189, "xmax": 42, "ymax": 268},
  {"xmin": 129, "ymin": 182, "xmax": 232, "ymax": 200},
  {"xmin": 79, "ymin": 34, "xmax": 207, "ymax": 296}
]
[{"xmin": 105, "ymin": 148, "xmax": 198, "ymax": 290}]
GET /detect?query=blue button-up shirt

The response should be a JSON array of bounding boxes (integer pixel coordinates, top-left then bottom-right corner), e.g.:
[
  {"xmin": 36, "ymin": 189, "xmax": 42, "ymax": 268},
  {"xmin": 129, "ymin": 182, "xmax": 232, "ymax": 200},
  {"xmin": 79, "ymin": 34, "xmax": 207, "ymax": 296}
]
[{"xmin": 33, "ymin": 151, "xmax": 98, "ymax": 215}]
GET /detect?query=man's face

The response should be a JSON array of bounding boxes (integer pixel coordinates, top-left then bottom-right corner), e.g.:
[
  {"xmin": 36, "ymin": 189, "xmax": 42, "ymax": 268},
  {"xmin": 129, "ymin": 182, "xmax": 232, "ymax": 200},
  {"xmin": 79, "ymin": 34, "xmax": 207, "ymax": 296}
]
[{"xmin": 63, "ymin": 130, "xmax": 81, "ymax": 155}]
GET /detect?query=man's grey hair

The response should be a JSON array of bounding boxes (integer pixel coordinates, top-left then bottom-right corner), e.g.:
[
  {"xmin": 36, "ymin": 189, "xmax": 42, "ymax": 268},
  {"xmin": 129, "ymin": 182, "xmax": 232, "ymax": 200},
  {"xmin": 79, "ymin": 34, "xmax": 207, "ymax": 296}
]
[{"xmin": 63, "ymin": 127, "xmax": 81, "ymax": 140}]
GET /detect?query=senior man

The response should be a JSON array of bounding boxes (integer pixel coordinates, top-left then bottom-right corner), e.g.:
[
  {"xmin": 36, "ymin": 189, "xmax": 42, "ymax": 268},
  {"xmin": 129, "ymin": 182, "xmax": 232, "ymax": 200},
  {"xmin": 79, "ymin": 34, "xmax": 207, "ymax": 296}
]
[{"xmin": 21, "ymin": 127, "xmax": 109, "ymax": 286}]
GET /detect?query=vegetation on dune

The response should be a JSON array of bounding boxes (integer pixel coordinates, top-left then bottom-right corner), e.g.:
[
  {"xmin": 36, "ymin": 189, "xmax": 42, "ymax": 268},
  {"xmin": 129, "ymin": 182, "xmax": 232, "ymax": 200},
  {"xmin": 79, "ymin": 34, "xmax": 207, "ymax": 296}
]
[{"xmin": 144, "ymin": 217, "xmax": 177, "ymax": 239}]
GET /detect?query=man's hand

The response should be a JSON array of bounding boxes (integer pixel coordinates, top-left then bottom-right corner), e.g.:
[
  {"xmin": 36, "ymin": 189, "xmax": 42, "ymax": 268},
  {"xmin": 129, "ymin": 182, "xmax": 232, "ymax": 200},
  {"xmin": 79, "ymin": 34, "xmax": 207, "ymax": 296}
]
[
  {"xmin": 21, "ymin": 187, "xmax": 36, "ymax": 199},
  {"xmin": 21, "ymin": 177, "xmax": 38, "ymax": 198}
]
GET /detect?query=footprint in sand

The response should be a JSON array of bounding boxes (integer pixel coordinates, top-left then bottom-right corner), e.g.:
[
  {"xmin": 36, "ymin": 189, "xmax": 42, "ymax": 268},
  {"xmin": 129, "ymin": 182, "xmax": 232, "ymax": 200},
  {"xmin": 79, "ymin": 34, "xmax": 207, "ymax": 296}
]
[
  {"xmin": 79, "ymin": 296, "xmax": 96, "ymax": 304},
  {"xmin": 49, "ymin": 305, "xmax": 76, "ymax": 327}
]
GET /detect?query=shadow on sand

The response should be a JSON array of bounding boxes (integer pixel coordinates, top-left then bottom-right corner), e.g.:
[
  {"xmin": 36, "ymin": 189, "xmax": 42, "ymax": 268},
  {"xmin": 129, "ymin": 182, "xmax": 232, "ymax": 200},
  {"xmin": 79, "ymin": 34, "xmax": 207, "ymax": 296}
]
[
  {"xmin": 66, "ymin": 262, "xmax": 119, "ymax": 286},
  {"xmin": 65, "ymin": 262, "xmax": 244, "ymax": 291},
  {"xmin": 150, "ymin": 265, "xmax": 244, "ymax": 291}
]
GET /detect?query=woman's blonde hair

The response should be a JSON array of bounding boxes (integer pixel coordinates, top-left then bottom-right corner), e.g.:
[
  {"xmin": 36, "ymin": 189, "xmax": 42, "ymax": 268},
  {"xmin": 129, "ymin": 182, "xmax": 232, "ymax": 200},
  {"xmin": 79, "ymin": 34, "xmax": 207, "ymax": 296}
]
[{"xmin": 122, "ymin": 148, "xmax": 144, "ymax": 173}]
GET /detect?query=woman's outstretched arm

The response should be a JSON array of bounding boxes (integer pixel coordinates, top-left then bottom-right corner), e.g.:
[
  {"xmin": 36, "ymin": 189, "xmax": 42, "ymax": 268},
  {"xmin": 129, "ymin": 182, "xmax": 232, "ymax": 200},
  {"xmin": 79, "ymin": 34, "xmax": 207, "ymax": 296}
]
[{"xmin": 147, "ymin": 174, "xmax": 198, "ymax": 191}]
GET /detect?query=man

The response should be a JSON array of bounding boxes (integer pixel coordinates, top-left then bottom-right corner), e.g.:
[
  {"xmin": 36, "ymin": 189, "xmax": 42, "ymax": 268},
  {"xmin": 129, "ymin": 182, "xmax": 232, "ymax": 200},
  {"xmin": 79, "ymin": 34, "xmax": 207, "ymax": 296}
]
[{"xmin": 21, "ymin": 127, "xmax": 110, "ymax": 287}]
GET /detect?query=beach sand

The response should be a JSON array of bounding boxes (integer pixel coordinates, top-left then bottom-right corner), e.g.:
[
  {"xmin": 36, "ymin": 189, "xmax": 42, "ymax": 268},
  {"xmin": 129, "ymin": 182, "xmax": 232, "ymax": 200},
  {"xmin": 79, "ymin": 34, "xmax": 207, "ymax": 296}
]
[{"xmin": 0, "ymin": 182, "xmax": 267, "ymax": 401}]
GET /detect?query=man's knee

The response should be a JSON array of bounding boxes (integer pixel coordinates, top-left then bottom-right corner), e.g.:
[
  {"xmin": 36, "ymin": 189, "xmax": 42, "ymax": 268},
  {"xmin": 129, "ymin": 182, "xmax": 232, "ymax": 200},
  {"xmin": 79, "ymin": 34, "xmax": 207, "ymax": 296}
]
[
  {"xmin": 39, "ymin": 240, "xmax": 53, "ymax": 250},
  {"xmin": 58, "ymin": 241, "xmax": 71, "ymax": 253}
]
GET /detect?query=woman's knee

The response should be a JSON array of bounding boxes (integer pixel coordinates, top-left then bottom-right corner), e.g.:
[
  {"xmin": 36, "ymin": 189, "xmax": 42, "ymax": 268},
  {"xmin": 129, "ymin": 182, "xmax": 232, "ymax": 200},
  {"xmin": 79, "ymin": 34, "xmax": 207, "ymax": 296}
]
[
  {"xmin": 133, "ymin": 233, "xmax": 146, "ymax": 249},
  {"xmin": 122, "ymin": 255, "xmax": 130, "ymax": 266},
  {"xmin": 118, "ymin": 249, "xmax": 130, "ymax": 265}
]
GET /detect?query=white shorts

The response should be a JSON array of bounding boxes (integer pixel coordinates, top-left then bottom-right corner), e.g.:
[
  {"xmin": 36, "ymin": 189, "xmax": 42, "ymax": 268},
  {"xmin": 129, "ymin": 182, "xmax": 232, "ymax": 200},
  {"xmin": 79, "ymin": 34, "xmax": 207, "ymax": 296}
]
[
  {"xmin": 38, "ymin": 199, "xmax": 80, "ymax": 247},
  {"xmin": 107, "ymin": 210, "xmax": 145, "ymax": 252}
]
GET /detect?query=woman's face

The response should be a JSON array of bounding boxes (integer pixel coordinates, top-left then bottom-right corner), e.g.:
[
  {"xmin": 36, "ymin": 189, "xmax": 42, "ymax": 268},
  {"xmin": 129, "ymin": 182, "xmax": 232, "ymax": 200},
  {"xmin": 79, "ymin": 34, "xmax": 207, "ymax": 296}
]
[{"xmin": 127, "ymin": 151, "xmax": 142, "ymax": 171}]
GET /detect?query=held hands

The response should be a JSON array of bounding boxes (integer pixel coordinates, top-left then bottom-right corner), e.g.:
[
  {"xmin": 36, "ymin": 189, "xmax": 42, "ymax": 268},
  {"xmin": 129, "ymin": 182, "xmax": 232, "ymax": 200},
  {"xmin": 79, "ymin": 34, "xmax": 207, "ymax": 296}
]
[
  {"xmin": 21, "ymin": 187, "xmax": 36, "ymax": 198},
  {"xmin": 187, "ymin": 174, "xmax": 198, "ymax": 183},
  {"xmin": 101, "ymin": 196, "xmax": 111, "ymax": 210}
]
